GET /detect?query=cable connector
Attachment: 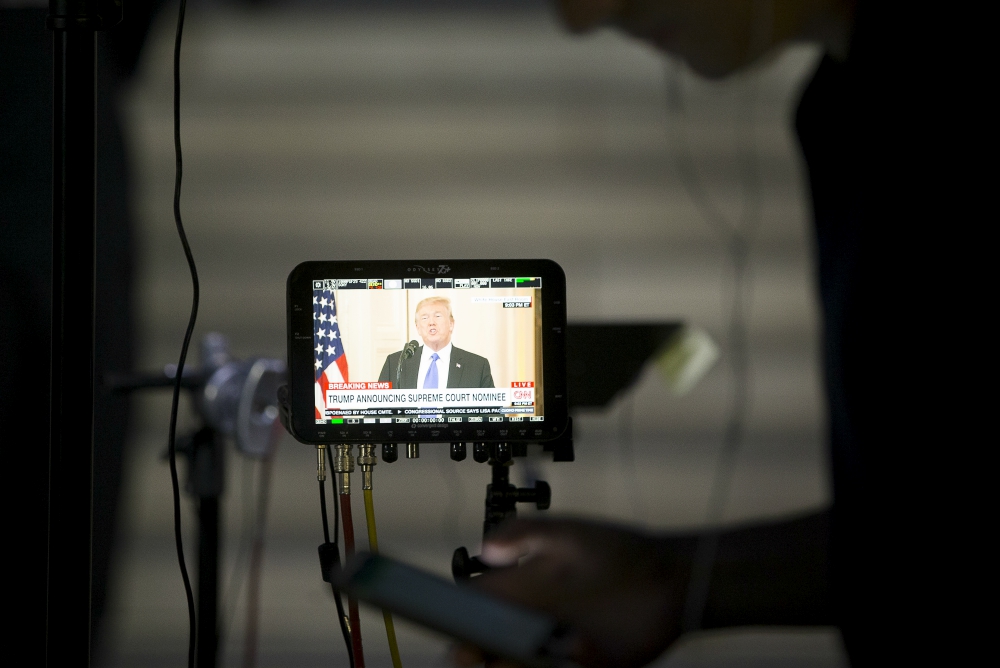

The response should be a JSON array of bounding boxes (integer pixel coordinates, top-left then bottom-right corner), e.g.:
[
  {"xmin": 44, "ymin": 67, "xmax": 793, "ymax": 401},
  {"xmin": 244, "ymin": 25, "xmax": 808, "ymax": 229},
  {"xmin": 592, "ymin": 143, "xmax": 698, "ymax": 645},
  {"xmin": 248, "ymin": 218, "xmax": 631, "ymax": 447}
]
[
  {"xmin": 358, "ymin": 443, "xmax": 377, "ymax": 491},
  {"xmin": 316, "ymin": 443, "xmax": 328, "ymax": 482},
  {"xmin": 333, "ymin": 444, "xmax": 354, "ymax": 495},
  {"xmin": 318, "ymin": 541, "xmax": 340, "ymax": 583}
]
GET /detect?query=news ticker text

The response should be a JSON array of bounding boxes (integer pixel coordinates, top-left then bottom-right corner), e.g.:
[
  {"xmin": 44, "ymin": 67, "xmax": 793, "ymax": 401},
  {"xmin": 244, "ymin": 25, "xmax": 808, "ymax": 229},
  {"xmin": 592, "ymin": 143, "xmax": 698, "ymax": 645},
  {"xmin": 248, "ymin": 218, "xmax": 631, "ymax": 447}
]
[{"xmin": 313, "ymin": 277, "xmax": 542, "ymax": 291}]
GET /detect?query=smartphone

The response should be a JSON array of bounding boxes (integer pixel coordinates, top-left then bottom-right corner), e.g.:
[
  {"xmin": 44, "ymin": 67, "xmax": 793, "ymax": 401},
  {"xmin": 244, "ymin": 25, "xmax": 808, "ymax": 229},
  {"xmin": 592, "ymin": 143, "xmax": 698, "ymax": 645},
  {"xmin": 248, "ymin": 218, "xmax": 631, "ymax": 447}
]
[{"xmin": 338, "ymin": 552, "xmax": 577, "ymax": 668}]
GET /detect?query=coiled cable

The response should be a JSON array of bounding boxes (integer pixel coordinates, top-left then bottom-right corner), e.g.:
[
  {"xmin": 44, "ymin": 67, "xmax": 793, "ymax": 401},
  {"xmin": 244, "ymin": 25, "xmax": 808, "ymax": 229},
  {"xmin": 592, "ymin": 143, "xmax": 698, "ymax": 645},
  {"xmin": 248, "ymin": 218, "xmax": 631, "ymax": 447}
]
[{"xmin": 167, "ymin": 1, "xmax": 197, "ymax": 665}]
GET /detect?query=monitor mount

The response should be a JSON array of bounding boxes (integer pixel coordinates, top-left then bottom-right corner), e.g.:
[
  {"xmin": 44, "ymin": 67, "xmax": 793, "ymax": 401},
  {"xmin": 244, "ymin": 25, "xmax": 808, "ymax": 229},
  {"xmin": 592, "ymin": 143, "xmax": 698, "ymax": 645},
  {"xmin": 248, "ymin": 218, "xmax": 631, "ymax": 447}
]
[
  {"xmin": 449, "ymin": 434, "xmax": 566, "ymax": 582},
  {"xmin": 447, "ymin": 322, "xmax": 680, "ymax": 582}
]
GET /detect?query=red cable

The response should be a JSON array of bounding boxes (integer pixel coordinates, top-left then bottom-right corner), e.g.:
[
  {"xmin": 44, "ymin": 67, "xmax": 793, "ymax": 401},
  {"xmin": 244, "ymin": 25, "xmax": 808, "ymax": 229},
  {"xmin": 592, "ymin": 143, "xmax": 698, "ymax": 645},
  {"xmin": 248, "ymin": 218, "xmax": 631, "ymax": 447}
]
[
  {"xmin": 241, "ymin": 419, "xmax": 283, "ymax": 668},
  {"xmin": 340, "ymin": 493, "xmax": 365, "ymax": 668}
]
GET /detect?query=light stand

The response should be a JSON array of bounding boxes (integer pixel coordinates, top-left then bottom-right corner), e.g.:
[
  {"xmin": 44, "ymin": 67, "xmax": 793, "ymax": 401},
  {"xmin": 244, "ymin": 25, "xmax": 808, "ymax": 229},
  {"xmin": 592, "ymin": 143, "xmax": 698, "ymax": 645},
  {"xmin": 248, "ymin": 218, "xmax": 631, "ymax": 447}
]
[
  {"xmin": 45, "ymin": 1, "xmax": 120, "ymax": 665},
  {"xmin": 106, "ymin": 334, "xmax": 285, "ymax": 668}
]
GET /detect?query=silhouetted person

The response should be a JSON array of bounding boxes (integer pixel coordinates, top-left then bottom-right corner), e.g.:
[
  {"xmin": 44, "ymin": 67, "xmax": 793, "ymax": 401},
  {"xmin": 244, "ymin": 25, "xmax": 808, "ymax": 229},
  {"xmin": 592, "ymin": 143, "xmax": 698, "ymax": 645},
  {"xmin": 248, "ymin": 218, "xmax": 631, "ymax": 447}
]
[{"xmin": 455, "ymin": 1, "xmax": 959, "ymax": 666}]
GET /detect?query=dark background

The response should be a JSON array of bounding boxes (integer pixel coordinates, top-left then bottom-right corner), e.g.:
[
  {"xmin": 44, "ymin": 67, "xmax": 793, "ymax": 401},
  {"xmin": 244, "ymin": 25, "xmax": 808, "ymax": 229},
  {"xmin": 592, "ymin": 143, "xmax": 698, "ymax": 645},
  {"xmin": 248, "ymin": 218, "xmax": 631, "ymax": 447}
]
[{"xmin": 2, "ymin": 2, "xmax": 841, "ymax": 666}]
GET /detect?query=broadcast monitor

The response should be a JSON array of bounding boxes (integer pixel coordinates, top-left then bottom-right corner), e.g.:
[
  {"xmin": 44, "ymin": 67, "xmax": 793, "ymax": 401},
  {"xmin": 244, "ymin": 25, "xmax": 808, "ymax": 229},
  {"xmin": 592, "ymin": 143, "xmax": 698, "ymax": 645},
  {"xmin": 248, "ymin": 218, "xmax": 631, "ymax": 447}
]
[{"xmin": 286, "ymin": 259, "xmax": 567, "ymax": 444}]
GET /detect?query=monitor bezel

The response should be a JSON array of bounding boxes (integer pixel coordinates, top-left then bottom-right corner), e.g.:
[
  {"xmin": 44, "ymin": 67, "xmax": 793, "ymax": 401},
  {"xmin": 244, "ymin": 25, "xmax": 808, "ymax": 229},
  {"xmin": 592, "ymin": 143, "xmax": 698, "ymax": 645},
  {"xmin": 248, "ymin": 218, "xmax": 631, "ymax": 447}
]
[{"xmin": 286, "ymin": 259, "xmax": 568, "ymax": 445}]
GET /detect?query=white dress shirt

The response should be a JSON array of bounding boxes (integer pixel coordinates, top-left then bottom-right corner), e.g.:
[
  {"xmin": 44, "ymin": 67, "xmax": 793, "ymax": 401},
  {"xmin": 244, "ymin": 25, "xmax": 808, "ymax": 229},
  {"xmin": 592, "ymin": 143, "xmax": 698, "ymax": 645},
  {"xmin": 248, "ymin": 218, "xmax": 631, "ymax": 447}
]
[{"xmin": 417, "ymin": 342, "xmax": 452, "ymax": 390}]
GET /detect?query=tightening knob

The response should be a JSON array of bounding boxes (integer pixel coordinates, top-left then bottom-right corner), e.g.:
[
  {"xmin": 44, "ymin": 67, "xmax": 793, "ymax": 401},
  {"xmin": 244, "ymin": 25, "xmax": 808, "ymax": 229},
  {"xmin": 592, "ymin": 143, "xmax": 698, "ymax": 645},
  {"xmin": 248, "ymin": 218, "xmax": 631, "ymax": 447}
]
[
  {"xmin": 513, "ymin": 480, "xmax": 551, "ymax": 510},
  {"xmin": 451, "ymin": 546, "xmax": 489, "ymax": 582},
  {"xmin": 533, "ymin": 480, "xmax": 551, "ymax": 510}
]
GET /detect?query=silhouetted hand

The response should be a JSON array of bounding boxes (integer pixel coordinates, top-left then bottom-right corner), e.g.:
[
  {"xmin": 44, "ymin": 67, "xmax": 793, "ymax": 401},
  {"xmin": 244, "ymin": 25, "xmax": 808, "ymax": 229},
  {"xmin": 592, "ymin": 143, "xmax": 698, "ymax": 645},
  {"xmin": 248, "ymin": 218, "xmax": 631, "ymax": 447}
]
[{"xmin": 452, "ymin": 518, "xmax": 693, "ymax": 668}]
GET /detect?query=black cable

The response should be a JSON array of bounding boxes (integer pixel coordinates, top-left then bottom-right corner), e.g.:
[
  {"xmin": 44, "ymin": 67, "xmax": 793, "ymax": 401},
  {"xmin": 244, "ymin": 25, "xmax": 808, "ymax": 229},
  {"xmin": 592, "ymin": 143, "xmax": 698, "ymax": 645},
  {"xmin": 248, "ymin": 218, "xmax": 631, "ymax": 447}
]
[
  {"xmin": 320, "ymin": 476, "xmax": 354, "ymax": 667},
  {"xmin": 167, "ymin": 1, "xmax": 197, "ymax": 666},
  {"xmin": 331, "ymin": 474, "xmax": 340, "ymax": 559},
  {"xmin": 320, "ymin": 478, "xmax": 331, "ymax": 544}
]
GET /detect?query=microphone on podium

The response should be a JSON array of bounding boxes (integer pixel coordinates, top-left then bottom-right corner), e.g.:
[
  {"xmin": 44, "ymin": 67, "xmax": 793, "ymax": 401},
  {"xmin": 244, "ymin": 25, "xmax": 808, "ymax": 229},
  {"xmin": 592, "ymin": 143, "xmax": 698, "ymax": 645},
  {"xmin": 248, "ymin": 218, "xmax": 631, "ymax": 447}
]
[{"xmin": 396, "ymin": 340, "xmax": 420, "ymax": 386}]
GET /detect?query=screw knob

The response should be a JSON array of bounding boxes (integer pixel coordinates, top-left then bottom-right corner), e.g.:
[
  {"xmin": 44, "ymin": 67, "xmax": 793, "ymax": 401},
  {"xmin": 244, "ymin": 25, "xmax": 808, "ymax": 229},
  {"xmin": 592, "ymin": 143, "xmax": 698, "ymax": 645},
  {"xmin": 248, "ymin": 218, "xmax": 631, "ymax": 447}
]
[{"xmin": 534, "ymin": 480, "xmax": 551, "ymax": 510}]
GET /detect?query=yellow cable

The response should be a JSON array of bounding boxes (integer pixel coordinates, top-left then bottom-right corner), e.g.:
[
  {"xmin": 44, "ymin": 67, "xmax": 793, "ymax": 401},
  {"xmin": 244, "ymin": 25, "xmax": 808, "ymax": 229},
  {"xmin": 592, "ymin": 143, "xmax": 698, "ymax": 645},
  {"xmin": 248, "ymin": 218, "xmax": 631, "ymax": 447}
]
[{"xmin": 363, "ymin": 487, "xmax": 403, "ymax": 668}]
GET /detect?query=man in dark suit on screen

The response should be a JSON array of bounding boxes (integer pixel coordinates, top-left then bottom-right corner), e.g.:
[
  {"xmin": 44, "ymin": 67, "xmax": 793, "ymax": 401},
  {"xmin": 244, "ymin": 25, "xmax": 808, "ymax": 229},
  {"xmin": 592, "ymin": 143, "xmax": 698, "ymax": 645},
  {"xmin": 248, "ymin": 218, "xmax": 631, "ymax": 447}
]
[{"xmin": 378, "ymin": 296, "xmax": 494, "ymax": 389}]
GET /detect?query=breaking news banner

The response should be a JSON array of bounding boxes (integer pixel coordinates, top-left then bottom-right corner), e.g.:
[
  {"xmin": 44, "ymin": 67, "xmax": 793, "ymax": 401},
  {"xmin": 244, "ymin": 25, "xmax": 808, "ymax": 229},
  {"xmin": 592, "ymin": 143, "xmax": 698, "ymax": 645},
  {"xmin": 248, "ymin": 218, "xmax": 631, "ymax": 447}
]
[{"xmin": 324, "ymin": 381, "xmax": 535, "ymax": 412}]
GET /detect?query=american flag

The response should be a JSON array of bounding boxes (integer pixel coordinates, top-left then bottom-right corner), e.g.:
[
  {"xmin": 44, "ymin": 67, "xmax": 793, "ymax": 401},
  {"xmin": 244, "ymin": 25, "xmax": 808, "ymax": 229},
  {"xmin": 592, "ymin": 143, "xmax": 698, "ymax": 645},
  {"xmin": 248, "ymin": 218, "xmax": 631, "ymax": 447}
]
[{"xmin": 313, "ymin": 282, "xmax": 349, "ymax": 420}]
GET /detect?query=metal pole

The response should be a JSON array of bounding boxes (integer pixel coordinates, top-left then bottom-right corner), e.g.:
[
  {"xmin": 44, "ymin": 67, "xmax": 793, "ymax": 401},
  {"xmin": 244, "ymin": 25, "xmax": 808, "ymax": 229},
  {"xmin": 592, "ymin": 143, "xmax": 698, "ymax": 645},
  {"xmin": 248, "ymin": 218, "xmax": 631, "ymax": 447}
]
[
  {"xmin": 197, "ymin": 497, "xmax": 219, "ymax": 668},
  {"xmin": 46, "ymin": 1, "xmax": 98, "ymax": 663},
  {"xmin": 193, "ymin": 428, "xmax": 224, "ymax": 668}
]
